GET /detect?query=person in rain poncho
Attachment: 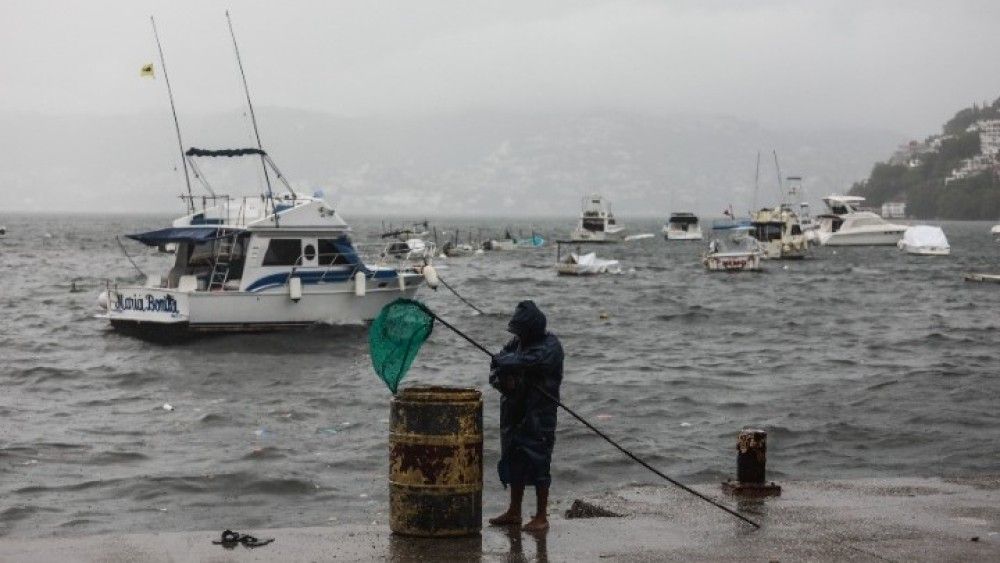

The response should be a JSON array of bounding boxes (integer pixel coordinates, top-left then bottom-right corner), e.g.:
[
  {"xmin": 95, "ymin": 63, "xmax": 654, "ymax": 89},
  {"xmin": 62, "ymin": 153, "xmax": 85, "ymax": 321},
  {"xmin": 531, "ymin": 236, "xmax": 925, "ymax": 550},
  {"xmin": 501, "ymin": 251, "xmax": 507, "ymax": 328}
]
[{"xmin": 488, "ymin": 300, "xmax": 564, "ymax": 532}]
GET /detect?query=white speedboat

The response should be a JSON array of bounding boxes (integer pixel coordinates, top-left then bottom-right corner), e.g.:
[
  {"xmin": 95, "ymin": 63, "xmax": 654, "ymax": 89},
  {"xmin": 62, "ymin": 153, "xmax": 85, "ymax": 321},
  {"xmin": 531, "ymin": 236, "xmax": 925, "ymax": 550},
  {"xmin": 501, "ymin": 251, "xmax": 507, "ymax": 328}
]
[
  {"xmin": 749, "ymin": 205, "xmax": 809, "ymax": 259},
  {"xmin": 97, "ymin": 147, "xmax": 434, "ymax": 339},
  {"xmin": 702, "ymin": 224, "xmax": 763, "ymax": 272},
  {"xmin": 814, "ymin": 195, "xmax": 906, "ymax": 246},
  {"xmin": 898, "ymin": 225, "xmax": 950, "ymax": 256},
  {"xmin": 662, "ymin": 212, "xmax": 703, "ymax": 240},
  {"xmin": 570, "ymin": 194, "xmax": 627, "ymax": 242}
]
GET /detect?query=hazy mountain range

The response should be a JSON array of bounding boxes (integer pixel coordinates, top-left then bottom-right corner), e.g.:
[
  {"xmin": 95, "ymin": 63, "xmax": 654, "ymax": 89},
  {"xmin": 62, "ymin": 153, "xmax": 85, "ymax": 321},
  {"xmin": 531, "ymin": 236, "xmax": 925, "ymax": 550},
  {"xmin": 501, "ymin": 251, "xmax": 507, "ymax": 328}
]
[{"xmin": 0, "ymin": 108, "xmax": 902, "ymax": 217}]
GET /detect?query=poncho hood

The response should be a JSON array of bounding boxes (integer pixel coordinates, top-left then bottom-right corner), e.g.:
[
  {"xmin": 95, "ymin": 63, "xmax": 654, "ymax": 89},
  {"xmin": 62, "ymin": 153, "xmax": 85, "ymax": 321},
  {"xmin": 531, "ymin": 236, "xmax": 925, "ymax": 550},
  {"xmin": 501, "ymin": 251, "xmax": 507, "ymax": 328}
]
[{"xmin": 507, "ymin": 300, "xmax": 547, "ymax": 343}]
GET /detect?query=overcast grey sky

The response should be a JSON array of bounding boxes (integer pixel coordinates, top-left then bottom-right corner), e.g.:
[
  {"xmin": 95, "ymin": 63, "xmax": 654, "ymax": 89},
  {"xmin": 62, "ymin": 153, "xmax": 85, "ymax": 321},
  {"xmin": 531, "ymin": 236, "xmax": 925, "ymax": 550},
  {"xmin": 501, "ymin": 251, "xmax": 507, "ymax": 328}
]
[{"xmin": 3, "ymin": 0, "xmax": 1000, "ymax": 135}]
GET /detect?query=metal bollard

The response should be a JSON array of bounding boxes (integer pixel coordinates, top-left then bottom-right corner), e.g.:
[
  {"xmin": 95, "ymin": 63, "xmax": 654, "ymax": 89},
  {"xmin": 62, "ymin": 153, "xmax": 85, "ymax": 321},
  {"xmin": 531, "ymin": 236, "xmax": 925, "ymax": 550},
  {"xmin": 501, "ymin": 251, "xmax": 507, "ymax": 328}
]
[{"xmin": 721, "ymin": 428, "xmax": 781, "ymax": 497}]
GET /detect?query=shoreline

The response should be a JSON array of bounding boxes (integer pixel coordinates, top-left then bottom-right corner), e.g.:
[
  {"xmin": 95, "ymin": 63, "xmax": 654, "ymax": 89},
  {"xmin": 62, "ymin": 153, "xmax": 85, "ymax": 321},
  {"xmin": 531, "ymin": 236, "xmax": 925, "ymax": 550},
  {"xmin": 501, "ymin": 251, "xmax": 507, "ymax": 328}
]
[{"xmin": 1, "ymin": 475, "xmax": 997, "ymax": 561}]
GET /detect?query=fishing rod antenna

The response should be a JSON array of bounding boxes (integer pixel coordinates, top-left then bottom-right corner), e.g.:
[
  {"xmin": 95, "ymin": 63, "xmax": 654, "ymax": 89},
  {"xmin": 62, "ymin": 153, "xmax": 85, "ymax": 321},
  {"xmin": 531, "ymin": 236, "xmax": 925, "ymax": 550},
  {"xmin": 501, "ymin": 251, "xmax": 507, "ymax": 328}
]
[
  {"xmin": 225, "ymin": 10, "xmax": 277, "ymax": 224},
  {"xmin": 150, "ymin": 15, "xmax": 194, "ymax": 215}
]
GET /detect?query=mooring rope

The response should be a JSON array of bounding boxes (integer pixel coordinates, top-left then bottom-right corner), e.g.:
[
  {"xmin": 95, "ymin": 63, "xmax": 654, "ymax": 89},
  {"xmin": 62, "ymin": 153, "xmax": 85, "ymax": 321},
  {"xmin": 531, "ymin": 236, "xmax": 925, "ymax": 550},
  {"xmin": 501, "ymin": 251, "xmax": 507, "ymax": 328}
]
[
  {"xmin": 116, "ymin": 236, "xmax": 146, "ymax": 280},
  {"xmin": 437, "ymin": 274, "xmax": 488, "ymax": 316}
]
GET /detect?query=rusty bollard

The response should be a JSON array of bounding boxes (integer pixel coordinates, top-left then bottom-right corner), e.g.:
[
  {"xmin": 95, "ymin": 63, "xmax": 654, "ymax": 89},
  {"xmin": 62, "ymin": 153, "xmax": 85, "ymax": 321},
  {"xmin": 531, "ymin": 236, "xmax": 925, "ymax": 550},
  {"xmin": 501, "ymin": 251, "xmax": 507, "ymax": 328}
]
[{"xmin": 721, "ymin": 428, "xmax": 781, "ymax": 497}]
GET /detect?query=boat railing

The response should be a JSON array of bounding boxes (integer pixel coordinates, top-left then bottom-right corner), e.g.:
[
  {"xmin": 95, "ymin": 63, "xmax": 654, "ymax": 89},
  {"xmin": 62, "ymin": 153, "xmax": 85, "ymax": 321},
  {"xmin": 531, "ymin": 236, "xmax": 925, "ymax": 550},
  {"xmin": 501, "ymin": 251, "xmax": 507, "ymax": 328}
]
[{"xmin": 180, "ymin": 194, "xmax": 287, "ymax": 227}]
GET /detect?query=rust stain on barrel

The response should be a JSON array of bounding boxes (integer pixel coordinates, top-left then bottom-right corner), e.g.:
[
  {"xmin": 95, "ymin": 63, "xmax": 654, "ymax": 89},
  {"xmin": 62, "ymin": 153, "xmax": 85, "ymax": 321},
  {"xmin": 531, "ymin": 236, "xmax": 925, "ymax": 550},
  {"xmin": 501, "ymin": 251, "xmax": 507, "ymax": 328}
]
[{"xmin": 389, "ymin": 386, "xmax": 483, "ymax": 537}]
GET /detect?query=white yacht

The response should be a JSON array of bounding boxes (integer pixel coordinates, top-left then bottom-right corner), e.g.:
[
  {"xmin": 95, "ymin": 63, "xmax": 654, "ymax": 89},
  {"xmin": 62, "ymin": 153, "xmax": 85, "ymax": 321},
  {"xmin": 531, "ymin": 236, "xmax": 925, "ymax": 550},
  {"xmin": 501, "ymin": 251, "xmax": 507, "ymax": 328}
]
[
  {"xmin": 814, "ymin": 195, "xmax": 906, "ymax": 246},
  {"xmin": 662, "ymin": 212, "xmax": 703, "ymax": 240},
  {"xmin": 97, "ymin": 147, "xmax": 434, "ymax": 339},
  {"xmin": 570, "ymin": 194, "xmax": 627, "ymax": 242},
  {"xmin": 749, "ymin": 205, "xmax": 809, "ymax": 259}
]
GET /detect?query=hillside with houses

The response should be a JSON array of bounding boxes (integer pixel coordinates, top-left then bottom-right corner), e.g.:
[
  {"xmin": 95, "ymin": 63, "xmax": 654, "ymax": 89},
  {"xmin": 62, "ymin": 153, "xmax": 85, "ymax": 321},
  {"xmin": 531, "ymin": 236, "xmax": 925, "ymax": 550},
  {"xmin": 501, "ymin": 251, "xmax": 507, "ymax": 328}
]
[{"xmin": 850, "ymin": 98, "xmax": 1000, "ymax": 219}]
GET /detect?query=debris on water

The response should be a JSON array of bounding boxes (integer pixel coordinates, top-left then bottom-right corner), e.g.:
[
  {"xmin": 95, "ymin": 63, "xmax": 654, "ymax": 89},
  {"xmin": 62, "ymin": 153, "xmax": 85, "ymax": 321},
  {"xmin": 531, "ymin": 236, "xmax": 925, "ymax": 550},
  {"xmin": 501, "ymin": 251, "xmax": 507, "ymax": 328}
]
[
  {"xmin": 564, "ymin": 499, "xmax": 622, "ymax": 519},
  {"xmin": 970, "ymin": 536, "xmax": 980, "ymax": 542},
  {"xmin": 254, "ymin": 427, "xmax": 268, "ymax": 438},
  {"xmin": 317, "ymin": 427, "xmax": 339, "ymax": 435},
  {"xmin": 162, "ymin": 403, "xmax": 174, "ymax": 411},
  {"xmin": 680, "ymin": 422, "xmax": 692, "ymax": 427},
  {"xmin": 595, "ymin": 414, "xmax": 613, "ymax": 421}
]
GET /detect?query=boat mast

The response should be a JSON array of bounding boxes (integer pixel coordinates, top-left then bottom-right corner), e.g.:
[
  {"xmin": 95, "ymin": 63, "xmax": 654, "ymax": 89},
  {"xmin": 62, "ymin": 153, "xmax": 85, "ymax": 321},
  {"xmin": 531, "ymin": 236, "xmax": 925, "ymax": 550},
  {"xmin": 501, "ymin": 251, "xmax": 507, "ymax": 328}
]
[
  {"xmin": 751, "ymin": 150, "xmax": 760, "ymax": 213},
  {"xmin": 772, "ymin": 150, "xmax": 784, "ymax": 201},
  {"xmin": 150, "ymin": 15, "xmax": 194, "ymax": 215},
  {"xmin": 225, "ymin": 10, "xmax": 276, "ymax": 221}
]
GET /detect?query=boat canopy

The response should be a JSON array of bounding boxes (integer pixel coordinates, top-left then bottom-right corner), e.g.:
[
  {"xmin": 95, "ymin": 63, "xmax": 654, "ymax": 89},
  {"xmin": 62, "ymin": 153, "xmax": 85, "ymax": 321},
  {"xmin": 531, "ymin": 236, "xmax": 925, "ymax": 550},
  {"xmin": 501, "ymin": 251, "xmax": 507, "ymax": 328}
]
[
  {"xmin": 669, "ymin": 213, "xmax": 699, "ymax": 224},
  {"xmin": 126, "ymin": 226, "xmax": 244, "ymax": 247},
  {"xmin": 901, "ymin": 225, "xmax": 949, "ymax": 249},
  {"xmin": 185, "ymin": 147, "xmax": 266, "ymax": 158}
]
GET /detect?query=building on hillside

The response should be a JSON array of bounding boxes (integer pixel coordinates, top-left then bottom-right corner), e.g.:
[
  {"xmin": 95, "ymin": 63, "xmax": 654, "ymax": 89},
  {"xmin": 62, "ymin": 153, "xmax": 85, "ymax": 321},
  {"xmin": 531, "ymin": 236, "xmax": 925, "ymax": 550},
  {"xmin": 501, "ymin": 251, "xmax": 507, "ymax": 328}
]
[
  {"xmin": 977, "ymin": 119, "xmax": 1000, "ymax": 157},
  {"xmin": 946, "ymin": 155, "xmax": 995, "ymax": 184},
  {"xmin": 881, "ymin": 202, "xmax": 906, "ymax": 218}
]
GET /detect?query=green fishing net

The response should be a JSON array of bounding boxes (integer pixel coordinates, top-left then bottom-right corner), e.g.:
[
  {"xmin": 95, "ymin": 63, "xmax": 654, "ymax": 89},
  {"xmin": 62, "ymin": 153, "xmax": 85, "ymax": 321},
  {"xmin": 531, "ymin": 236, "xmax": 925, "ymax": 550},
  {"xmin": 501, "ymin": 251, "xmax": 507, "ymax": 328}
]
[{"xmin": 369, "ymin": 298, "xmax": 435, "ymax": 393}]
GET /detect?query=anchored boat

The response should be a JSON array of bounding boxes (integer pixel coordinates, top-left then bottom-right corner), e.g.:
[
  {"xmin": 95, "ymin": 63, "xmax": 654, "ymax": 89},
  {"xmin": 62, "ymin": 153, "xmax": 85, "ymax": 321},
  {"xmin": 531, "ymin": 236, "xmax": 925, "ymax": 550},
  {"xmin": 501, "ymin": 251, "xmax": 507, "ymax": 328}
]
[
  {"xmin": 570, "ymin": 194, "xmax": 627, "ymax": 242},
  {"xmin": 749, "ymin": 205, "xmax": 809, "ymax": 259},
  {"xmin": 97, "ymin": 148, "xmax": 434, "ymax": 338},
  {"xmin": 662, "ymin": 212, "xmax": 703, "ymax": 241},
  {"xmin": 814, "ymin": 195, "xmax": 906, "ymax": 246},
  {"xmin": 702, "ymin": 224, "xmax": 764, "ymax": 272}
]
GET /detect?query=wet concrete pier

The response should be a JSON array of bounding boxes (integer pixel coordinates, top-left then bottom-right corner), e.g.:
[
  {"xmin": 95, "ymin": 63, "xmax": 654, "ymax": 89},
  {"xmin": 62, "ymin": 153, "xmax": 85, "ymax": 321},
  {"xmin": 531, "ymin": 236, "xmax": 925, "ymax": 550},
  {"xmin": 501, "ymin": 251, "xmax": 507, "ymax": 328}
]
[{"xmin": 1, "ymin": 476, "xmax": 997, "ymax": 561}]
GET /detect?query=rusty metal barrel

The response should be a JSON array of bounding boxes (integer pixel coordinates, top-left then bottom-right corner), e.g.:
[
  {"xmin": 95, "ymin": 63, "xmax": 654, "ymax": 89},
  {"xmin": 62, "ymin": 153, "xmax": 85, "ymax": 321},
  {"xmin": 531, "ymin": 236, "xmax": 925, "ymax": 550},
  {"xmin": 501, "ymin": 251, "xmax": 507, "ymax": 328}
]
[{"xmin": 389, "ymin": 386, "xmax": 483, "ymax": 536}]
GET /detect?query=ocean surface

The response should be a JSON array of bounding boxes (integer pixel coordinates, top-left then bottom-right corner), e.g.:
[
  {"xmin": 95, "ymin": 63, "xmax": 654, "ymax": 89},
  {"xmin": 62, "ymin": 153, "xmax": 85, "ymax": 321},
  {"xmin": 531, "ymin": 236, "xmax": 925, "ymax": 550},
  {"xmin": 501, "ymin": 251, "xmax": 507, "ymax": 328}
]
[{"xmin": 1, "ymin": 213, "xmax": 999, "ymax": 538}]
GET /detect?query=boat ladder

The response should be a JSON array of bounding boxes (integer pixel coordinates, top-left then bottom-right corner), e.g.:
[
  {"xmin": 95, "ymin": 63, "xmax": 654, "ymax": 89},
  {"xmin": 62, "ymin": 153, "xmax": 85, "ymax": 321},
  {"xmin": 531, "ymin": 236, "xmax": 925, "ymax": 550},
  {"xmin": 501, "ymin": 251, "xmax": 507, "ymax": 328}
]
[{"xmin": 208, "ymin": 237, "xmax": 234, "ymax": 291}]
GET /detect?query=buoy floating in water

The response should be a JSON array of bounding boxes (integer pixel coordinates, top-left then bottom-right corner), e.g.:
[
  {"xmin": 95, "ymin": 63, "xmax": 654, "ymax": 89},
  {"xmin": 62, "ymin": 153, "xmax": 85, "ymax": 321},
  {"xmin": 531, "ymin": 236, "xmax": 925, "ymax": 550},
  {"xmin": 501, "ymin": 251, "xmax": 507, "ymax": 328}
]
[{"xmin": 422, "ymin": 264, "xmax": 440, "ymax": 290}]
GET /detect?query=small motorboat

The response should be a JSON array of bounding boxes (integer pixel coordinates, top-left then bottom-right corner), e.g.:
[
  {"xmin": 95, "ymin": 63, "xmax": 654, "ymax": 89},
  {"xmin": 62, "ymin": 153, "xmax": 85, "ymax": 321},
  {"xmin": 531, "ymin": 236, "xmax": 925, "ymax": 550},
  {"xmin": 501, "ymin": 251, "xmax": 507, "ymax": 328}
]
[
  {"xmin": 556, "ymin": 252, "xmax": 622, "ymax": 276},
  {"xmin": 991, "ymin": 224, "xmax": 1000, "ymax": 242},
  {"xmin": 441, "ymin": 241, "xmax": 475, "ymax": 258},
  {"xmin": 702, "ymin": 224, "xmax": 763, "ymax": 272},
  {"xmin": 898, "ymin": 225, "xmax": 950, "ymax": 256}
]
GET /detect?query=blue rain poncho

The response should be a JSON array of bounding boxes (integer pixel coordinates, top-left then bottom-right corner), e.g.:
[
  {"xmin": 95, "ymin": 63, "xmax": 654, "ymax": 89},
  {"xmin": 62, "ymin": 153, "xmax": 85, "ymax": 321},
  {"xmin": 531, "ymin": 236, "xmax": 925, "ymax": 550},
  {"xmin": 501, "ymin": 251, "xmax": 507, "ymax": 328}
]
[{"xmin": 489, "ymin": 301, "xmax": 564, "ymax": 488}]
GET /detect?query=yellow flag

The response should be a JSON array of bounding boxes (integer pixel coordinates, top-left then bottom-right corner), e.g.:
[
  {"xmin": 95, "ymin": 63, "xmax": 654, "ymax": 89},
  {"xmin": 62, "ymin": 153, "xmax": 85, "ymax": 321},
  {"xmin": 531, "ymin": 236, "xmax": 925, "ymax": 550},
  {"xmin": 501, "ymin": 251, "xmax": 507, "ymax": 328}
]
[{"xmin": 140, "ymin": 63, "xmax": 154, "ymax": 78}]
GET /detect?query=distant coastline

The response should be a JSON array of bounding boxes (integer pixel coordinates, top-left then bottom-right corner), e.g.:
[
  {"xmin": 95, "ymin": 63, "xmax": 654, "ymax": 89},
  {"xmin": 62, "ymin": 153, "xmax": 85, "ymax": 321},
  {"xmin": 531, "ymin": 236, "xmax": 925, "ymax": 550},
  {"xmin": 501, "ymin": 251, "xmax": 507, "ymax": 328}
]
[{"xmin": 850, "ymin": 97, "xmax": 1000, "ymax": 219}]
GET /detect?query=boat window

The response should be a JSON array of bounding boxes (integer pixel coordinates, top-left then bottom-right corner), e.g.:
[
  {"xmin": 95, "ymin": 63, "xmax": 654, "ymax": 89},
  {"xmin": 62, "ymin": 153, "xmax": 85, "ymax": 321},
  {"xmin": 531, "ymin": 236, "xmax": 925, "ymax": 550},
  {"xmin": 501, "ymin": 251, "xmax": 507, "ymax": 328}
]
[
  {"xmin": 262, "ymin": 239, "xmax": 302, "ymax": 266},
  {"xmin": 582, "ymin": 218, "xmax": 605, "ymax": 231},
  {"xmin": 303, "ymin": 244, "xmax": 317, "ymax": 262},
  {"xmin": 318, "ymin": 239, "xmax": 352, "ymax": 265}
]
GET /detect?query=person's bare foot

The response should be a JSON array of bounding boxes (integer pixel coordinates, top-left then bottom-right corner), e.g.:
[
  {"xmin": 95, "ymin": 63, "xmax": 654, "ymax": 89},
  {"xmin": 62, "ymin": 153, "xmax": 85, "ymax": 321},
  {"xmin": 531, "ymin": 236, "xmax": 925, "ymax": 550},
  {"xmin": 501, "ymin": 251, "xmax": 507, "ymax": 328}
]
[
  {"xmin": 522, "ymin": 515, "xmax": 549, "ymax": 532},
  {"xmin": 488, "ymin": 511, "xmax": 522, "ymax": 526}
]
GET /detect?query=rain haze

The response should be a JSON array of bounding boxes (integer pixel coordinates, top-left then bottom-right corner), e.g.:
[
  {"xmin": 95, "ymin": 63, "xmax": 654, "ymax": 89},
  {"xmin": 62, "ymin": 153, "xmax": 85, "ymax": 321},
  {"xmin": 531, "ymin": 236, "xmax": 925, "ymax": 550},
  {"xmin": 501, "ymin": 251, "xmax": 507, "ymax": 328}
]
[{"xmin": 3, "ymin": 0, "xmax": 1000, "ymax": 215}]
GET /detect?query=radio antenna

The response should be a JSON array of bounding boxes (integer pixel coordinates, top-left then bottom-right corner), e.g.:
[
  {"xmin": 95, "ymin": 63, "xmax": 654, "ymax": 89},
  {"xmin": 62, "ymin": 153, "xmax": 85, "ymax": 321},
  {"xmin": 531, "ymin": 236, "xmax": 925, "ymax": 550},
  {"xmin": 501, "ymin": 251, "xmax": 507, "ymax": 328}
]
[
  {"xmin": 150, "ymin": 15, "xmax": 194, "ymax": 214},
  {"xmin": 225, "ymin": 10, "xmax": 275, "ymax": 209}
]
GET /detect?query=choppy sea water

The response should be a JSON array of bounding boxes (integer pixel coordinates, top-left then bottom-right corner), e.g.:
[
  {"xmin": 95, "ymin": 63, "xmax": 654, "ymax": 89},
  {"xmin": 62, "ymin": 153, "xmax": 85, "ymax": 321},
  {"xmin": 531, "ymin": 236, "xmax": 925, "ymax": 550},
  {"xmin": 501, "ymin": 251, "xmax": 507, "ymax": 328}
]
[{"xmin": 1, "ymin": 213, "xmax": 998, "ymax": 538}]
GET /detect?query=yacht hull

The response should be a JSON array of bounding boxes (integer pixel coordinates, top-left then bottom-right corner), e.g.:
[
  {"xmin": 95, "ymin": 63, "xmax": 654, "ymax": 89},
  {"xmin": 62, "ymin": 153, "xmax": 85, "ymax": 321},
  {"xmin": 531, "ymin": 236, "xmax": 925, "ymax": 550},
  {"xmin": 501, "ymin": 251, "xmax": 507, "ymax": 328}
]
[
  {"xmin": 663, "ymin": 229, "xmax": 703, "ymax": 241},
  {"xmin": 759, "ymin": 239, "xmax": 809, "ymax": 259},
  {"xmin": 702, "ymin": 252, "xmax": 762, "ymax": 272},
  {"xmin": 569, "ymin": 228, "xmax": 627, "ymax": 243},
  {"xmin": 103, "ymin": 281, "xmax": 420, "ymax": 338},
  {"xmin": 818, "ymin": 229, "xmax": 904, "ymax": 246}
]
